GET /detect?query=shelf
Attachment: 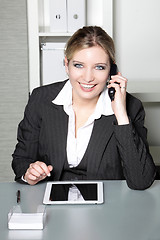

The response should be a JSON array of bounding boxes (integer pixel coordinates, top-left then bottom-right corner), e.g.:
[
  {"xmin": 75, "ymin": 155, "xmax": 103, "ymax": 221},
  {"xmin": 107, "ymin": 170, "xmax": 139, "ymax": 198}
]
[
  {"xmin": 128, "ymin": 80, "xmax": 160, "ymax": 93},
  {"xmin": 39, "ymin": 27, "xmax": 74, "ymax": 37},
  {"xmin": 127, "ymin": 80, "xmax": 160, "ymax": 102},
  {"xmin": 131, "ymin": 93, "xmax": 160, "ymax": 103}
]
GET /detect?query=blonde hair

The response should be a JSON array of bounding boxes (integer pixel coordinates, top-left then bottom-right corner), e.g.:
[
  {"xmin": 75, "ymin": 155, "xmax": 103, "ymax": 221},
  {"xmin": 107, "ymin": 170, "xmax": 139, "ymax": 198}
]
[{"xmin": 65, "ymin": 26, "xmax": 115, "ymax": 63}]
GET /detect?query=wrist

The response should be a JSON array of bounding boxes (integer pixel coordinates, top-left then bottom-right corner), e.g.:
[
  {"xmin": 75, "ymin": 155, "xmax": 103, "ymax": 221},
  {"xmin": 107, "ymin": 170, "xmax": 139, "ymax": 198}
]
[{"xmin": 115, "ymin": 113, "xmax": 129, "ymax": 125}]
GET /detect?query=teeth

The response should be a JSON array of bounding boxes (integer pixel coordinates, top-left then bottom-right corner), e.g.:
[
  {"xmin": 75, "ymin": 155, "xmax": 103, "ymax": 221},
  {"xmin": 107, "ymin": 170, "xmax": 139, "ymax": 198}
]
[{"xmin": 80, "ymin": 83, "xmax": 95, "ymax": 89}]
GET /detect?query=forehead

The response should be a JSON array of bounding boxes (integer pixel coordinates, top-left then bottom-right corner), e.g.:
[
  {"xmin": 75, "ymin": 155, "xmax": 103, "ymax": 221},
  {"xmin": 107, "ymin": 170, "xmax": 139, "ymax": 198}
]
[{"xmin": 72, "ymin": 46, "xmax": 109, "ymax": 62}]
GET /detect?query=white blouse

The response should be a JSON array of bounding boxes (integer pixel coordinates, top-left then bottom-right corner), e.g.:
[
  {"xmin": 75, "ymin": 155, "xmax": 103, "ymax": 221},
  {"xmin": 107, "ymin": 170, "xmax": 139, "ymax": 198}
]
[{"xmin": 52, "ymin": 80, "xmax": 113, "ymax": 168}]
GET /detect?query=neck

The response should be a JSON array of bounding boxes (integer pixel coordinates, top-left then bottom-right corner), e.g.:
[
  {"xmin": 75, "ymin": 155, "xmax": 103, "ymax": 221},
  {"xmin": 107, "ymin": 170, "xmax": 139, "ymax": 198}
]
[{"xmin": 72, "ymin": 93, "xmax": 99, "ymax": 110}]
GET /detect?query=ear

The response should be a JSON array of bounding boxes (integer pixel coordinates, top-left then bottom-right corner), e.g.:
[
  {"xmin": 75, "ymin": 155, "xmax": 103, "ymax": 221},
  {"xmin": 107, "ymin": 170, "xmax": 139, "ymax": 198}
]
[{"xmin": 64, "ymin": 56, "xmax": 69, "ymax": 75}]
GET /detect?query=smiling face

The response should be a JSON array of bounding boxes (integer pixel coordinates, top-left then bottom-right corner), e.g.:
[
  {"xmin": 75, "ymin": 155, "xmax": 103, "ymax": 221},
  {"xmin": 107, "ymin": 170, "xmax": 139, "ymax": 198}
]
[{"xmin": 65, "ymin": 45, "xmax": 111, "ymax": 104}]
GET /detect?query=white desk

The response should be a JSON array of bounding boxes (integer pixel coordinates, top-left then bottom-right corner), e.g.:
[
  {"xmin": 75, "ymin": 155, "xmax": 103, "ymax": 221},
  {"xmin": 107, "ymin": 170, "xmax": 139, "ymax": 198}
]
[{"xmin": 0, "ymin": 180, "xmax": 160, "ymax": 240}]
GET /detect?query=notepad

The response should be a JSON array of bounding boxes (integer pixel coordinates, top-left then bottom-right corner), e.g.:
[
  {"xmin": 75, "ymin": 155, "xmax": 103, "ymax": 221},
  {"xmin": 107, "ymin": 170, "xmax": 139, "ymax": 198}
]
[{"xmin": 8, "ymin": 205, "xmax": 46, "ymax": 230}]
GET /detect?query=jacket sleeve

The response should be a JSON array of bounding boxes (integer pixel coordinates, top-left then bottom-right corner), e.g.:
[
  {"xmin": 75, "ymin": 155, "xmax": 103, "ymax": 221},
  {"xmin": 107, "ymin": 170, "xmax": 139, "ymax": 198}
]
[
  {"xmin": 113, "ymin": 94, "xmax": 156, "ymax": 190},
  {"xmin": 12, "ymin": 88, "xmax": 42, "ymax": 181},
  {"xmin": 12, "ymin": 81, "xmax": 67, "ymax": 182}
]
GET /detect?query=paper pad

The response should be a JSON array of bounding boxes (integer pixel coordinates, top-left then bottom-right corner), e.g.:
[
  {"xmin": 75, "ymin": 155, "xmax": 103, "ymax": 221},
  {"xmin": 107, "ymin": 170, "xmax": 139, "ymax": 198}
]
[{"xmin": 8, "ymin": 205, "xmax": 46, "ymax": 230}]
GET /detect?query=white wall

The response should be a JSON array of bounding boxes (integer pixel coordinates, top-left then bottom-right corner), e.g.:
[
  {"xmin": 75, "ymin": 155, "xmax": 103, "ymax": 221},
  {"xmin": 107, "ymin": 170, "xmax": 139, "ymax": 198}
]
[
  {"xmin": 113, "ymin": 0, "xmax": 160, "ymax": 81},
  {"xmin": 113, "ymin": 0, "xmax": 160, "ymax": 163}
]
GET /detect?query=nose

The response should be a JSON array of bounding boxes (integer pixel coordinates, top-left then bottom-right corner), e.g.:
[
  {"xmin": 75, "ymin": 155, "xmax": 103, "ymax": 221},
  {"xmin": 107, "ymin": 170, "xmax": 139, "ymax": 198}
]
[{"xmin": 83, "ymin": 68, "xmax": 94, "ymax": 83}]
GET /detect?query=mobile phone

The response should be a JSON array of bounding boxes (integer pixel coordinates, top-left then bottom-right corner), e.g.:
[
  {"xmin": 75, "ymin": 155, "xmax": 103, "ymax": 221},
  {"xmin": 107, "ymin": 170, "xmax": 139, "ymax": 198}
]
[{"xmin": 108, "ymin": 63, "xmax": 118, "ymax": 101}]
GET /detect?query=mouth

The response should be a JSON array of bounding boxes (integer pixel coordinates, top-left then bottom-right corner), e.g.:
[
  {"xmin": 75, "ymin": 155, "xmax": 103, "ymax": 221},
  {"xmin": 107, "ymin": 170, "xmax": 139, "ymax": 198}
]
[{"xmin": 79, "ymin": 83, "xmax": 96, "ymax": 89}]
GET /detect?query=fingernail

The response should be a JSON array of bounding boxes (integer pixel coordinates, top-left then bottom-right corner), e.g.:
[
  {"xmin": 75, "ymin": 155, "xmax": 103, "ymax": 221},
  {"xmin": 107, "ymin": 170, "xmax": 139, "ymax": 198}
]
[{"xmin": 47, "ymin": 173, "xmax": 51, "ymax": 177}]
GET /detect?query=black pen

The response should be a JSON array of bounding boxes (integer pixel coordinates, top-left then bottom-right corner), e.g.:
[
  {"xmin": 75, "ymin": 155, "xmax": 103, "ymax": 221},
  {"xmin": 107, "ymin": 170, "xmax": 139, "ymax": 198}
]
[{"xmin": 16, "ymin": 190, "xmax": 21, "ymax": 204}]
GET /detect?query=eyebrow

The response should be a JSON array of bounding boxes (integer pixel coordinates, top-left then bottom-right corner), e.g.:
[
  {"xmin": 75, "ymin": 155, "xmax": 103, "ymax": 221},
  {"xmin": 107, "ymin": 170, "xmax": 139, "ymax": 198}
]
[
  {"xmin": 95, "ymin": 63, "xmax": 108, "ymax": 66},
  {"xmin": 72, "ymin": 60, "xmax": 83, "ymax": 64},
  {"xmin": 72, "ymin": 60, "xmax": 108, "ymax": 66}
]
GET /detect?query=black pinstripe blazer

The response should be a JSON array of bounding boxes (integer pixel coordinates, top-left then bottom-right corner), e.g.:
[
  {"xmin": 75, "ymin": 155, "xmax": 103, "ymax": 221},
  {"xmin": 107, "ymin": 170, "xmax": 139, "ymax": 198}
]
[{"xmin": 12, "ymin": 80, "xmax": 156, "ymax": 190}]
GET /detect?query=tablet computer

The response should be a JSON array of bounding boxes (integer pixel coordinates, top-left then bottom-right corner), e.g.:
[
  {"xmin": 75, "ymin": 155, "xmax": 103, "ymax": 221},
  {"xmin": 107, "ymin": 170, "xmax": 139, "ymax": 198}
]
[{"xmin": 43, "ymin": 181, "xmax": 104, "ymax": 205}]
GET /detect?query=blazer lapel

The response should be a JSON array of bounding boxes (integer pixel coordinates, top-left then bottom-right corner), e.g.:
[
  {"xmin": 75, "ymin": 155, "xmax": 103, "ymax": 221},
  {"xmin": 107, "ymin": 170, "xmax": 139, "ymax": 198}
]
[
  {"xmin": 49, "ymin": 103, "xmax": 68, "ymax": 180},
  {"xmin": 86, "ymin": 115, "xmax": 115, "ymax": 177}
]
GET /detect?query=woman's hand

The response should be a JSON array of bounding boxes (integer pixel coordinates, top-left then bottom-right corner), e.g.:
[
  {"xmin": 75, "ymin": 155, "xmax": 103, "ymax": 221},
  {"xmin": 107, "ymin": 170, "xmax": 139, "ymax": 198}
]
[
  {"xmin": 107, "ymin": 72, "xmax": 129, "ymax": 125},
  {"xmin": 24, "ymin": 161, "xmax": 53, "ymax": 185}
]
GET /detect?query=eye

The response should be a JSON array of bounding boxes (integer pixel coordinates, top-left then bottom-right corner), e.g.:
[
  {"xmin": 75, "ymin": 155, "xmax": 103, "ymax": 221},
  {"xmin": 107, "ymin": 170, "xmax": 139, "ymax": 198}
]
[
  {"xmin": 73, "ymin": 63, "xmax": 83, "ymax": 68},
  {"xmin": 95, "ymin": 65, "xmax": 106, "ymax": 70}
]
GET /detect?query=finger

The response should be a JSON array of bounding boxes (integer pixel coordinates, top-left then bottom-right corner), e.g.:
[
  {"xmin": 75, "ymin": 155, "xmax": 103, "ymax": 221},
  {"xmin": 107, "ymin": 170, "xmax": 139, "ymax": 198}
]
[
  {"xmin": 24, "ymin": 169, "xmax": 43, "ymax": 185},
  {"xmin": 27, "ymin": 173, "xmax": 38, "ymax": 181},
  {"xmin": 111, "ymin": 71, "xmax": 127, "ymax": 82},
  {"xmin": 48, "ymin": 165, "xmax": 53, "ymax": 176},
  {"xmin": 30, "ymin": 168, "xmax": 48, "ymax": 180},
  {"xmin": 120, "ymin": 86, "xmax": 127, "ymax": 91},
  {"xmin": 30, "ymin": 162, "xmax": 47, "ymax": 175},
  {"xmin": 108, "ymin": 82, "xmax": 121, "ymax": 91},
  {"xmin": 30, "ymin": 162, "xmax": 46, "ymax": 177},
  {"xmin": 25, "ymin": 173, "xmax": 44, "ymax": 185},
  {"xmin": 48, "ymin": 165, "xmax": 53, "ymax": 171},
  {"xmin": 108, "ymin": 83, "xmax": 127, "ymax": 97},
  {"xmin": 35, "ymin": 161, "xmax": 52, "ymax": 177},
  {"xmin": 25, "ymin": 168, "xmax": 38, "ymax": 181},
  {"xmin": 111, "ymin": 75, "xmax": 127, "ymax": 85},
  {"xmin": 27, "ymin": 169, "xmax": 47, "ymax": 182},
  {"xmin": 27, "ymin": 165, "xmax": 42, "ymax": 179}
]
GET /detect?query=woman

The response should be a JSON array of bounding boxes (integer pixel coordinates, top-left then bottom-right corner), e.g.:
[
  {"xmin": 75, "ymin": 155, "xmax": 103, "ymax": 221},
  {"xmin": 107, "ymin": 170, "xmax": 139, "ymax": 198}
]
[{"xmin": 12, "ymin": 26, "xmax": 156, "ymax": 189}]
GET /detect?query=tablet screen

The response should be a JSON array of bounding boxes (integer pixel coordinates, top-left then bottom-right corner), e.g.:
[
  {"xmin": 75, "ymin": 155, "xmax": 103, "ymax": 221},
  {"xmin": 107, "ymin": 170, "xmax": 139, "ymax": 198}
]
[{"xmin": 43, "ymin": 181, "xmax": 103, "ymax": 204}]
